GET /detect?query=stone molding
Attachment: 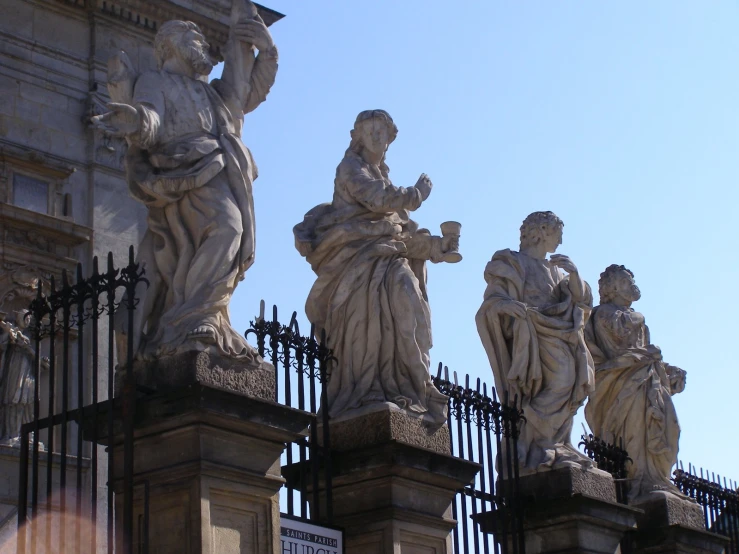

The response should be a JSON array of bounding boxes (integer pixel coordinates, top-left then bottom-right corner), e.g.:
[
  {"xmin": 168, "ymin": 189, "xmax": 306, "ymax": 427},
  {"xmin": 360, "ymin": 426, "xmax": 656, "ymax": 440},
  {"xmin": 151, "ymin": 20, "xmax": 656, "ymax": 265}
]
[{"xmin": 53, "ymin": 0, "xmax": 284, "ymax": 58}]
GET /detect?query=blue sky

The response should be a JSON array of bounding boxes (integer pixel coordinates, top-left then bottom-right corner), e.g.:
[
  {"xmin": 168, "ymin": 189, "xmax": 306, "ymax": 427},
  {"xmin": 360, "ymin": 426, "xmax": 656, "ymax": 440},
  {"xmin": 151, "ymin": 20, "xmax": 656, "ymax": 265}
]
[{"xmin": 218, "ymin": 1, "xmax": 739, "ymax": 481}]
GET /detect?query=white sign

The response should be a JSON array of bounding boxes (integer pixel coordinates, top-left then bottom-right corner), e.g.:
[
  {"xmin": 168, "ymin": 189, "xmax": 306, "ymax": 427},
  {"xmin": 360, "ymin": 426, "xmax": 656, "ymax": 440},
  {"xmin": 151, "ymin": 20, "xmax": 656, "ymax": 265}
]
[{"xmin": 280, "ymin": 514, "xmax": 343, "ymax": 554}]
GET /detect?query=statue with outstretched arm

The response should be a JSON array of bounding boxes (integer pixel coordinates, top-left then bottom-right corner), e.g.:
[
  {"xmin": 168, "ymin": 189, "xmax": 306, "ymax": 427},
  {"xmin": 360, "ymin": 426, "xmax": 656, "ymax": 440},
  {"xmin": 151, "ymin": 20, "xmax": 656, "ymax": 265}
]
[{"xmin": 92, "ymin": 1, "xmax": 278, "ymax": 364}]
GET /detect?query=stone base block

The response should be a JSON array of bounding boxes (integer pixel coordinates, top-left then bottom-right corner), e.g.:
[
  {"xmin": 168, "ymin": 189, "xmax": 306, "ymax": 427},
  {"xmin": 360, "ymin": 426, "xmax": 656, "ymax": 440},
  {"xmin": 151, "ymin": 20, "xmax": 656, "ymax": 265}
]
[
  {"xmin": 632, "ymin": 491, "xmax": 705, "ymax": 530},
  {"xmin": 329, "ymin": 441, "xmax": 479, "ymax": 554},
  {"xmin": 478, "ymin": 466, "xmax": 639, "ymax": 554},
  {"xmin": 325, "ymin": 402, "xmax": 451, "ymax": 454},
  {"xmin": 122, "ymin": 351, "xmax": 276, "ymax": 400},
  {"xmin": 627, "ymin": 524, "xmax": 729, "ymax": 554},
  {"xmin": 626, "ymin": 491, "xmax": 728, "ymax": 554},
  {"xmin": 518, "ymin": 466, "xmax": 618, "ymax": 503},
  {"xmin": 87, "ymin": 384, "xmax": 312, "ymax": 554}
]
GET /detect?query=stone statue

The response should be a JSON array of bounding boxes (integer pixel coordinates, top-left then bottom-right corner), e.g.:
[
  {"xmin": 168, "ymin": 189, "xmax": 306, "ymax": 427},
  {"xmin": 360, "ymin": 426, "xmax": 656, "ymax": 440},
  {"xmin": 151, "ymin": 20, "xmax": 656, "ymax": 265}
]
[
  {"xmin": 585, "ymin": 265, "xmax": 686, "ymax": 501},
  {"xmin": 475, "ymin": 211, "xmax": 594, "ymax": 472},
  {"xmin": 92, "ymin": 1, "xmax": 278, "ymax": 363},
  {"xmin": 0, "ymin": 311, "xmax": 37, "ymax": 446},
  {"xmin": 294, "ymin": 110, "xmax": 460, "ymax": 429}
]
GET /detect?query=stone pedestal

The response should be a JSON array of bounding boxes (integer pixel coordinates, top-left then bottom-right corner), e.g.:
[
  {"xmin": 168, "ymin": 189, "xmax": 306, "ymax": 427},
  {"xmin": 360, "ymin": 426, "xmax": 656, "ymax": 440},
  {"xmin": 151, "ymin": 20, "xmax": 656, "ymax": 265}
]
[
  {"xmin": 121, "ymin": 351, "xmax": 276, "ymax": 399},
  {"xmin": 626, "ymin": 492, "xmax": 728, "ymax": 554},
  {"xmin": 98, "ymin": 383, "xmax": 313, "ymax": 554},
  {"xmin": 323, "ymin": 406, "xmax": 478, "ymax": 554},
  {"xmin": 478, "ymin": 466, "xmax": 639, "ymax": 554},
  {"xmin": 326, "ymin": 402, "xmax": 451, "ymax": 454}
]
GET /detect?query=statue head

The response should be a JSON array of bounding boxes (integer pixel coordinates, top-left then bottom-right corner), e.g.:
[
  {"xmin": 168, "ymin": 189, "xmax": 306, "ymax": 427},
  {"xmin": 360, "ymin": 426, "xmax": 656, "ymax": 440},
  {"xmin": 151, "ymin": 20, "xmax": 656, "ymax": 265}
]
[
  {"xmin": 599, "ymin": 264, "xmax": 641, "ymax": 305},
  {"xmin": 349, "ymin": 110, "xmax": 399, "ymax": 170},
  {"xmin": 14, "ymin": 309, "xmax": 30, "ymax": 331},
  {"xmin": 154, "ymin": 20, "xmax": 214, "ymax": 76},
  {"xmin": 519, "ymin": 211, "xmax": 564, "ymax": 253}
]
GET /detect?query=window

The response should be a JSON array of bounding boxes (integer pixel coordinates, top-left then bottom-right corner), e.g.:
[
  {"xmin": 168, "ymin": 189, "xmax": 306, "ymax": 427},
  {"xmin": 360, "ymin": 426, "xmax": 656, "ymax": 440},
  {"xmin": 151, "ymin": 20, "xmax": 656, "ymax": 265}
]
[{"xmin": 12, "ymin": 173, "xmax": 50, "ymax": 214}]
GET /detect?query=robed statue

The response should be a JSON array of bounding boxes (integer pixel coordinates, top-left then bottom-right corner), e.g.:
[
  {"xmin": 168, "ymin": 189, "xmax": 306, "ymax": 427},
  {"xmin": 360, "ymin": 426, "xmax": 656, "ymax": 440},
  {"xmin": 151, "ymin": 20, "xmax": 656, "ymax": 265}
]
[
  {"xmin": 92, "ymin": 0, "xmax": 278, "ymax": 363},
  {"xmin": 476, "ymin": 211, "xmax": 595, "ymax": 472},
  {"xmin": 585, "ymin": 265, "xmax": 686, "ymax": 501},
  {"xmin": 294, "ymin": 110, "xmax": 461, "ymax": 429},
  {"xmin": 0, "ymin": 311, "xmax": 43, "ymax": 447}
]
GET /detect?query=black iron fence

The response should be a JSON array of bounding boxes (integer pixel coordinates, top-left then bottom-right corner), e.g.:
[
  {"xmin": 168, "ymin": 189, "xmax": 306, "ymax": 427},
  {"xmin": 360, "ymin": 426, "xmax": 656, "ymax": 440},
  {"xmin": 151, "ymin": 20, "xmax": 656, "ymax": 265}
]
[
  {"xmin": 245, "ymin": 309, "xmax": 527, "ymax": 552},
  {"xmin": 15, "ymin": 265, "xmax": 524, "ymax": 553},
  {"xmin": 432, "ymin": 365, "xmax": 525, "ymax": 554},
  {"xmin": 247, "ymin": 303, "xmax": 334, "ymax": 524},
  {"xmin": 16, "ymin": 247, "xmax": 146, "ymax": 554},
  {"xmin": 579, "ymin": 433, "xmax": 631, "ymax": 504},
  {"xmin": 674, "ymin": 464, "xmax": 739, "ymax": 554},
  {"xmin": 578, "ymin": 434, "xmax": 739, "ymax": 554}
]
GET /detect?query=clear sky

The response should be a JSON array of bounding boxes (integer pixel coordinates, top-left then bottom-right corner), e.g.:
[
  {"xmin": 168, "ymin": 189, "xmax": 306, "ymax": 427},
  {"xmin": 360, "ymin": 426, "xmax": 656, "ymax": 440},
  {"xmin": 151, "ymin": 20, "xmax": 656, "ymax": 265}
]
[{"xmin": 218, "ymin": 1, "xmax": 739, "ymax": 482}]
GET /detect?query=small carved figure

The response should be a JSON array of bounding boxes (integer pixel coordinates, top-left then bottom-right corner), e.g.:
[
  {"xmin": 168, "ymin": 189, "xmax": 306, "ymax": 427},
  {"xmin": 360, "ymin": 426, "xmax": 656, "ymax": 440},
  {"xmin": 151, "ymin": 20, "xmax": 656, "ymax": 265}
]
[
  {"xmin": 92, "ymin": 0, "xmax": 278, "ymax": 362},
  {"xmin": 294, "ymin": 110, "xmax": 460, "ymax": 428},
  {"xmin": 476, "ymin": 211, "xmax": 594, "ymax": 472},
  {"xmin": 0, "ymin": 311, "xmax": 36, "ymax": 446},
  {"xmin": 585, "ymin": 265, "xmax": 686, "ymax": 501}
]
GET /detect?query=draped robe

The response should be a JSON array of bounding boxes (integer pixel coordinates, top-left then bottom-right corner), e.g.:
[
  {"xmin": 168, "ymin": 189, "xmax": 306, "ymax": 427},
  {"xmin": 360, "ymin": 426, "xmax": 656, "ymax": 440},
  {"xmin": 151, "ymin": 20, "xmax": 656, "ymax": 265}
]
[
  {"xmin": 0, "ymin": 323, "xmax": 34, "ymax": 444},
  {"xmin": 475, "ymin": 249, "xmax": 594, "ymax": 471},
  {"xmin": 121, "ymin": 54, "xmax": 275, "ymax": 360},
  {"xmin": 294, "ymin": 150, "xmax": 448, "ymax": 428},
  {"xmin": 584, "ymin": 304, "xmax": 682, "ymax": 501}
]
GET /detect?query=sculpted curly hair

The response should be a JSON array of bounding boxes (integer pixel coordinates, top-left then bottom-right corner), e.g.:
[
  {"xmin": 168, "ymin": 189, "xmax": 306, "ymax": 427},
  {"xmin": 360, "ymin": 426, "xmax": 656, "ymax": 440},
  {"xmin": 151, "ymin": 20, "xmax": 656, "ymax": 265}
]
[
  {"xmin": 519, "ymin": 211, "xmax": 564, "ymax": 249},
  {"xmin": 154, "ymin": 20, "xmax": 201, "ymax": 68},
  {"xmin": 598, "ymin": 264, "xmax": 634, "ymax": 304}
]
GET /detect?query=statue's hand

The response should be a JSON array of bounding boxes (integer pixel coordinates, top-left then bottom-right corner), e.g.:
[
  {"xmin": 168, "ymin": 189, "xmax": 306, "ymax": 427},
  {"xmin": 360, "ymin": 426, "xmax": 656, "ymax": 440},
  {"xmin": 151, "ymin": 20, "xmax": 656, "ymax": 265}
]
[
  {"xmin": 232, "ymin": 19, "xmax": 274, "ymax": 52},
  {"xmin": 91, "ymin": 103, "xmax": 140, "ymax": 137},
  {"xmin": 414, "ymin": 173, "xmax": 433, "ymax": 201},
  {"xmin": 549, "ymin": 254, "xmax": 578, "ymax": 274},
  {"xmin": 499, "ymin": 300, "xmax": 528, "ymax": 319}
]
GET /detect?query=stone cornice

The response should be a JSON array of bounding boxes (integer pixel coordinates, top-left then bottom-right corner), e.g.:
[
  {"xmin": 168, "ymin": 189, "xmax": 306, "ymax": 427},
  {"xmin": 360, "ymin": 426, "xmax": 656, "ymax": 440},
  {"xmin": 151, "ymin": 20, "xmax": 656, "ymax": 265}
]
[
  {"xmin": 58, "ymin": 0, "xmax": 285, "ymax": 56},
  {"xmin": 0, "ymin": 203, "xmax": 92, "ymax": 247}
]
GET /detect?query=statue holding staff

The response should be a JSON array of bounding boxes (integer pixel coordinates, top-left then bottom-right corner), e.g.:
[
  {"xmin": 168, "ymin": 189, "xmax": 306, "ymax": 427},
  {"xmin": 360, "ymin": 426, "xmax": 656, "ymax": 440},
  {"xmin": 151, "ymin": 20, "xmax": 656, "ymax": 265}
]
[{"xmin": 92, "ymin": 0, "xmax": 278, "ymax": 363}]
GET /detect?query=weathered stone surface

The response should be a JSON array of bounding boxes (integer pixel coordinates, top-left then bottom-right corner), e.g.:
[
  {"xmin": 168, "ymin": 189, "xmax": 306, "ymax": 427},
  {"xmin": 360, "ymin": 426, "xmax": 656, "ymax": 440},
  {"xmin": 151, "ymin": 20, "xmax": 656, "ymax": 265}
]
[
  {"xmin": 89, "ymin": 384, "xmax": 311, "ymax": 554},
  {"xmin": 327, "ymin": 441, "xmax": 479, "ymax": 554},
  {"xmin": 476, "ymin": 211, "xmax": 594, "ymax": 473},
  {"xmin": 124, "ymin": 351, "xmax": 276, "ymax": 401},
  {"xmin": 294, "ymin": 110, "xmax": 459, "ymax": 431},
  {"xmin": 627, "ymin": 524, "xmax": 729, "ymax": 554},
  {"xmin": 517, "ymin": 465, "xmax": 618, "ymax": 504},
  {"xmin": 326, "ymin": 402, "xmax": 451, "ymax": 454},
  {"xmin": 478, "ymin": 466, "xmax": 638, "ymax": 554},
  {"xmin": 632, "ymin": 491, "xmax": 705, "ymax": 531},
  {"xmin": 585, "ymin": 265, "xmax": 686, "ymax": 502}
]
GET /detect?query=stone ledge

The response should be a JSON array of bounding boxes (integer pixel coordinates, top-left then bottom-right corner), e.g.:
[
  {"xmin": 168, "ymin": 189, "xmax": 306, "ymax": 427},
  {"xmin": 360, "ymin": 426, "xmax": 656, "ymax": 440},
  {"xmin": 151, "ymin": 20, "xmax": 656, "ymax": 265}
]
[
  {"xmin": 626, "ymin": 522, "xmax": 729, "ymax": 554},
  {"xmin": 83, "ymin": 383, "xmax": 312, "ymax": 447}
]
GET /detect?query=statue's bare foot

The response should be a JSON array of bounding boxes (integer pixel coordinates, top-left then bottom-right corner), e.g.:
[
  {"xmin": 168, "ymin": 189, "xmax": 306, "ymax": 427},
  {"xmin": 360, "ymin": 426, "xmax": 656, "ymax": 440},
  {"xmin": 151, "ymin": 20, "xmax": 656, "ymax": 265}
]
[{"xmin": 187, "ymin": 324, "xmax": 217, "ymax": 342}]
